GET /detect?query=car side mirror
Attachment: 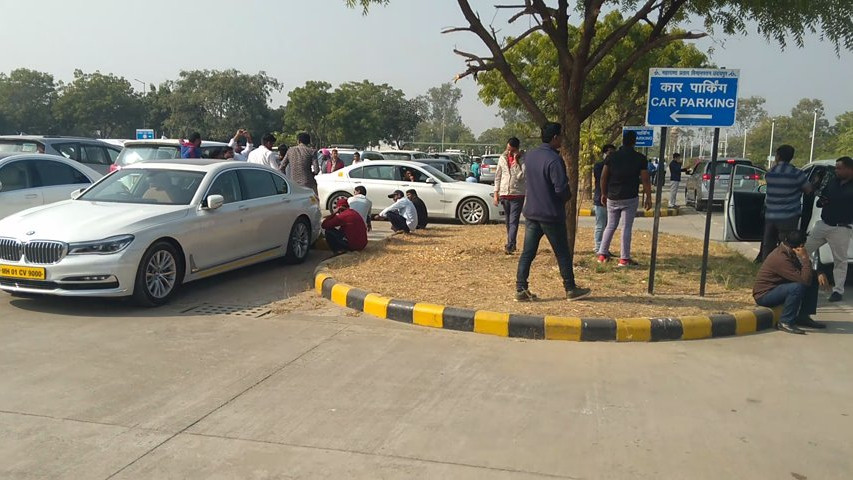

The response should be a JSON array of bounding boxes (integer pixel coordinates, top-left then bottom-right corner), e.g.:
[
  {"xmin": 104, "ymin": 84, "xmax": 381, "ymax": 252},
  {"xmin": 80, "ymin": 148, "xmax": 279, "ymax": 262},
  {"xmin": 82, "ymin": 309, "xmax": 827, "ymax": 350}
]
[
  {"xmin": 426, "ymin": 177, "xmax": 437, "ymax": 184},
  {"xmin": 203, "ymin": 194, "xmax": 225, "ymax": 210},
  {"xmin": 70, "ymin": 188, "xmax": 85, "ymax": 199}
]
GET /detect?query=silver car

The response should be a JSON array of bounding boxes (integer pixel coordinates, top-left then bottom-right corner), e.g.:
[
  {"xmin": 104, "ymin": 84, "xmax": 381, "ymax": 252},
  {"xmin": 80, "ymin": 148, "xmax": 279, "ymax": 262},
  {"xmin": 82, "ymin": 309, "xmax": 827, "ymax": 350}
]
[
  {"xmin": 684, "ymin": 158, "xmax": 763, "ymax": 211},
  {"xmin": 479, "ymin": 154, "xmax": 500, "ymax": 184},
  {"xmin": 0, "ymin": 135, "xmax": 122, "ymax": 175}
]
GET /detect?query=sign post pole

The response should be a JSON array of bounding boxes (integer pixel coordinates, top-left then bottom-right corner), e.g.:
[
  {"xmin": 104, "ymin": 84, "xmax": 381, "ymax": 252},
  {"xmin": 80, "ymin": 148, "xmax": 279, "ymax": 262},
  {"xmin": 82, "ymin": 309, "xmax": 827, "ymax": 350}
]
[
  {"xmin": 647, "ymin": 126, "xmax": 668, "ymax": 294},
  {"xmin": 699, "ymin": 128, "xmax": 721, "ymax": 297}
]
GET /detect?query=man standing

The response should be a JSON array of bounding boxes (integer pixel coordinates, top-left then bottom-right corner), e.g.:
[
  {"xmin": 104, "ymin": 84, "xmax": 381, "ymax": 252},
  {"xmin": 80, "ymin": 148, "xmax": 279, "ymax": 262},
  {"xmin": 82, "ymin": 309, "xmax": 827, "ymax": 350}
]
[
  {"xmin": 761, "ymin": 144, "xmax": 812, "ymax": 260},
  {"xmin": 805, "ymin": 156, "xmax": 853, "ymax": 302},
  {"xmin": 321, "ymin": 198, "xmax": 368, "ymax": 255},
  {"xmin": 493, "ymin": 137, "xmax": 526, "ymax": 255},
  {"xmin": 324, "ymin": 149, "xmax": 345, "ymax": 173},
  {"xmin": 405, "ymin": 189, "xmax": 428, "ymax": 229},
  {"xmin": 515, "ymin": 122, "xmax": 590, "ymax": 302},
  {"xmin": 180, "ymin": 132, "xmax": 202, "ymax": 159},
  {"xmin": 598, "ymin": 130, "xmax": 652, "ymax": 266},
  {"xmin": 593, "ymin": 144, "xmax": 616, "ymax": 254},
  {"xmin": 668, "ymin": 152, "xmax": 683, "ymax": 208},
  {"xmin": 247, "ymin": 133, "xmax": 280, "ymax": 170},
  {"xmin": 352, "ymin": 152, "xmax": 363, "ymax": 164},
  {"xmin": 753, "ymin": 230, "xmax": 821, "ymax": 335},
  {"xmin": 228, "ymin": 129, "xmax": 253, "ymax": 161},
  {"xmin": 348, "ymin": 186, "xmax": 372, "ymax": 231},
  {"xmin": 470, "ymin": 158, "xmax": 481, "ymax": 182},
  {"xmin": 280, "ymin": 133, "xmax": 319, "ymax": 194},
  {"xmin": 376, "ymin": 190, "xmax": 417, "ymax": 234}
]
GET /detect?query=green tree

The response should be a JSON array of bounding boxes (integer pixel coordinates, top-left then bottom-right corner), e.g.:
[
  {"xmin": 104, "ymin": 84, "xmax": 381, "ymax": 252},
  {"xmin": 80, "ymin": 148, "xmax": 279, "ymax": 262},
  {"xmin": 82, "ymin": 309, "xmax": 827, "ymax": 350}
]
[
  {"xmin": 53, "ymin": 70, "xmax": 143, "ymax": 138},
  {"xmin": 414, "ymin": 83, "xmax": 475, "ymax": 148},
  {"xmin": 164, "ymin": 69, "xmax": 282, "ymax": 141},
  {"xmin": 834, "ymin": 111, "xmax": 853, "ymax": 155},
  {"xmin": 283, "ymin": 81, "xmax": 335, "ymax": 147},
  {"xmin": 351, "ymin": 0, "xmax": 853, "ymax": 251},
  {"xmin": 0, "ymin": 69, "xmax": 58, "ymax": 134}
]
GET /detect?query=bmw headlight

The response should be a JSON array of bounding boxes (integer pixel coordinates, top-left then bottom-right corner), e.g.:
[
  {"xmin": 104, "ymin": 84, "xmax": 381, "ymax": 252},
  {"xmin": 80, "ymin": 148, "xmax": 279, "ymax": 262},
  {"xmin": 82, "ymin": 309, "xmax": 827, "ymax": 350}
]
[{"xmin": 67, "ymin": 235, "xmax": 135, "ymax": 255}]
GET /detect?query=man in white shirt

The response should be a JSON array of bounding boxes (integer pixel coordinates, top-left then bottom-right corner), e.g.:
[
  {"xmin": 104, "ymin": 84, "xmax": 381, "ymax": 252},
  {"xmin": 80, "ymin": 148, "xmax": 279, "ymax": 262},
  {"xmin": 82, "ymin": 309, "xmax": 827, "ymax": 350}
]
[
  {"xmin": 247, "ymin": 133, "xmax": 279, "ymax": 169},
  {"xmin": 376, "ymin": 190, "xmax": 417, "ymax": 234},
  {"xmin": 228, "ymin": 129, "xmax": 254, "ymax": 161},
  {"xmin": 348, "ymin": 186, "xmax": 372, "ymax": 231}
]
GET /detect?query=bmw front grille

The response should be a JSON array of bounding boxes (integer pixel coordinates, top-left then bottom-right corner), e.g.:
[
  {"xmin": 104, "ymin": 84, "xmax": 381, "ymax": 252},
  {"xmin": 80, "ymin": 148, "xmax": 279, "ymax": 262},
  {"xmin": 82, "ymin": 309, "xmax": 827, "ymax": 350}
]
[{"xmin": 0, "ymin": 238, "xmax": 67, "ymax": 264}]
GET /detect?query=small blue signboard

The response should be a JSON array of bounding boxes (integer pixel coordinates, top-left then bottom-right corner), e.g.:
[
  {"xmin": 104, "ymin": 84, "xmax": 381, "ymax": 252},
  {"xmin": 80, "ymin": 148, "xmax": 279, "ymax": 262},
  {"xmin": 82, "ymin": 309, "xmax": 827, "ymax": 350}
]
[
  {"xmin": 622, "ymin": 126, "xmax": 655, "ymax": 147},
  {"xmin": 645, "ymin": 68, "xmax": 739, "ymax": 128},
  {"xmin": 135, "ymin": 128, "xmax": 155, "ymax": 140}
]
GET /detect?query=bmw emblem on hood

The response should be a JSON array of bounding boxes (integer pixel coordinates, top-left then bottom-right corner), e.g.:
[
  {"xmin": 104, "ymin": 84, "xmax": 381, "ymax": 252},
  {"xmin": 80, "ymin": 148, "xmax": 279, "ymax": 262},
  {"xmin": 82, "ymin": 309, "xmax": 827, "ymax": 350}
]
[{"xmin": 26, "ymin": 231, "xmax": 35, "ymax": 236}]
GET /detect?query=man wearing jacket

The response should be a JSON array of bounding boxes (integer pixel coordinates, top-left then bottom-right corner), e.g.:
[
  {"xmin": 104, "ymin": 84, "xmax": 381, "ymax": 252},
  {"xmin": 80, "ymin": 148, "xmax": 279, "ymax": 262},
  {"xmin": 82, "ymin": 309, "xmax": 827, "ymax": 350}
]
[
  {"xmin": 494, "ymin": 137, "xmax": 526, "ymax": 254},
  {"xmin": 321, "ymin": 198, "xmax": 368, "ymax": 254},
  {"xmin": 515, "ymin": 122, "xmax": 590, "ymax": 302}
]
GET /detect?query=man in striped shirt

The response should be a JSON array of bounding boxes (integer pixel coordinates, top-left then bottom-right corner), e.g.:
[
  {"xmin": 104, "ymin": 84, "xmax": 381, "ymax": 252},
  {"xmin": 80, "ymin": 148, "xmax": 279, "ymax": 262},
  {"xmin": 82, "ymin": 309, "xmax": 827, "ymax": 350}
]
[{"xmin": 761, "ymin": 145, "xmax": 813, "ymax": 260}]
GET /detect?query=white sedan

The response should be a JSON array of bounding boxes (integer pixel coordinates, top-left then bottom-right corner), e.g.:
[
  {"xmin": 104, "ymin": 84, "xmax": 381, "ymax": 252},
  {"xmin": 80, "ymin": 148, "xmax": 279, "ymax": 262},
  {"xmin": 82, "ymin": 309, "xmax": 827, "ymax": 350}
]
[
  {"xmin": 0, "ymin": 160, "xmax": 321, "ymax": 306},
  {"xmin": 316, "ymin": 160, "xmax": 503, "ymax": 225},
  {"xmin": 0, "ymin": 154, "xmax": 101, "ymax": 220}
]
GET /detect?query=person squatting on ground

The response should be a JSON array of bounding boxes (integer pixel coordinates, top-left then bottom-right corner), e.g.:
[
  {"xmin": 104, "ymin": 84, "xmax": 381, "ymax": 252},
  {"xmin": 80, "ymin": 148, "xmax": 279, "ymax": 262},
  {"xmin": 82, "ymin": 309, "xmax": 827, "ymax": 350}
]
[
  {"xmin": 514, "ymin": 122, "xmax": 590, "ymax": 302},
  {"xmin": 280, "ymin": 132, "xmax": 319, "ymax": 195},
  {"xmin": 405, "ymin": 190, "xmax": 428, "ymax": 229},
  {"xmin": 760, "ymin": 144, "xmax": 813, "ymax": 261},
  {"xmin": 593, "ymin": 144, "xmax": 616, "ymax": 254},
  {"xmin": 804, "ymin": 156, "xmax": 853, "ymax": 303},
  {"xmin": 375, "ymin": 189, "xmax": 418, "ymax": 234},
  {"xmin": 494, "ymin": 136, "xmax": 526, "ymax": 255},
  {"xmin": 348, "ymin": 186, "xmax": 373, "ymax": 232},
  {"xmin": 669, "ymin": 152, "xmax": 683, "ymax": 208},
  {"xmin": 597, "ymin": 130, "xmax": 652, "ymax": 267},
  {"xmin": 321, "ymin": 198, "xmax": 368, "ymax": 255},
  {"xmin": 753, "ymin": 230, "xmax": 829, "ymax": 335}
]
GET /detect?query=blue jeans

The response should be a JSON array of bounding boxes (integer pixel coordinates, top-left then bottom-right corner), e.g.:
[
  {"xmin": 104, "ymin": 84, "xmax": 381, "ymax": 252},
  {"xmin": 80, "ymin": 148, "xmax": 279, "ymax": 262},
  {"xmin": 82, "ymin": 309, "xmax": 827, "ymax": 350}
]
[
  {"xmin": 755, "ymin": 282, "xmax": 809, "ymax": 326},
  {"xmin": 501, "ymin": 198, "xmax": 524, "ymax": 251},
  {"xmin": 594, "ymin": 205, "xmax": 607, "ymax": 252},
  {"xmin": 516, "ymin": 219, "xmax": 576, "ymax": 291}
]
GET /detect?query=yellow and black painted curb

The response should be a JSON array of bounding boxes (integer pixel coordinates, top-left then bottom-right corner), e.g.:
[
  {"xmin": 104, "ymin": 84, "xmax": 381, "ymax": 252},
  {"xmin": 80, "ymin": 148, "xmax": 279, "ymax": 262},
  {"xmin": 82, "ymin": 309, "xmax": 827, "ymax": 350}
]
[
  {"xmin": 578, "ymin": 208, "xmax": 680, "ymax": 218},
  {"xmin": 314, "ymin": 269, "xmax": 780, "ymax": 342}
]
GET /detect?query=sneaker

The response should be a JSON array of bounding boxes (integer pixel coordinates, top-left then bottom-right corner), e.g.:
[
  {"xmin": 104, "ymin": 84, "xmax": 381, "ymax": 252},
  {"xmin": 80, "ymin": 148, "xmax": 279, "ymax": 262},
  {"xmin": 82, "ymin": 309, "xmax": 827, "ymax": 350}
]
[
  {"xmin": 828, "ymin": 292, "xmax": 843, "ymax": 302},
  {"xmin": 597, "ymin": 254, "xmax": 611, "ymax": 263},
  {"xmin": 617, "ymin": 258, "xmax": 639, "ymax": 267},
  {"xmin": 514, "ymin": 289, "xmax": 538, "ymax": 302},
  {"xmin": 504, "ymin": 248, "xmax": 515, "ymax": 255},
  {"xmin": 566, "ymin": 287, "xmax": 591, "ymax": 301},
  {"xmin": 777, "ymin": 322, "xmax": 806, "ymax": 335}
]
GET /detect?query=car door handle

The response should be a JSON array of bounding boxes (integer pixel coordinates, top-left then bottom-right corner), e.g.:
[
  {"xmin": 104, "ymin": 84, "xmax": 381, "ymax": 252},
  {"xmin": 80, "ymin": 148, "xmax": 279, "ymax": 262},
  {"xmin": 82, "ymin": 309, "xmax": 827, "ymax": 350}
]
[{"xmin": 25, "ymin": 194, "xmax": 39, "ymax": 199}]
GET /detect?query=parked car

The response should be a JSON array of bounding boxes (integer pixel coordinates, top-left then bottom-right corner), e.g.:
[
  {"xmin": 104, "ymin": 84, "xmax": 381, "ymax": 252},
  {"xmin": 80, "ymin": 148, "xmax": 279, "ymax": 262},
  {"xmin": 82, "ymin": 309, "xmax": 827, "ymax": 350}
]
[
  {"xmin": 479, "ymin": 154, "xmax": 501, "ymax": 184},
  {"xmin": 378, "ymin": 150, "xmax": 431, "ymax": 161},
  {"xmin": 316, "ymin": 160, "xmax": 503, "ymax": 225},
  {"xmin": 725, "ymin": 159, "xmax": 852, "ymax": 276},
  {"xmin": 0, "ymin": 154, "xmax": 102, "ymax": 220},
  {"xmin": 418, "ymin": 158, "xmax": 467, "ymax": 181},
  {"xmin": 111, "ymin": 140, "xmax": 231, "ymax": 172},
  {"xmin": 684, "ymin": 158, "xmax": 762, "ymax": 211},
  {"xmin": 0, "ymin": 160, "xmax": 321, "ymax": 305},
  {"xmin": 315, "ymin": 148, "xmax": 385, "ymax": 167},
  {"xmin": 0, "ymin": 135, "xmax": 122, "ymax": 175}
]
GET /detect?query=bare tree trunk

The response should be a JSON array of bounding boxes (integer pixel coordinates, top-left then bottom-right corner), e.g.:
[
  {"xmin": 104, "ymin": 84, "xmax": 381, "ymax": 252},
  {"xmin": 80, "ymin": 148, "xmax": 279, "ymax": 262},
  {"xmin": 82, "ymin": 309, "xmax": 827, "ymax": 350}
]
[{"xmin": 561, "ymin": 112, "xmax": 582, "ymax": 256}]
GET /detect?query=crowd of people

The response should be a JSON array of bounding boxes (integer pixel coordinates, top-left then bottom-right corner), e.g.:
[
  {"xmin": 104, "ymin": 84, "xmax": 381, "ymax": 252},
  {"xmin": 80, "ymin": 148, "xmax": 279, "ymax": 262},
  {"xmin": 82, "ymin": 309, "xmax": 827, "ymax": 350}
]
[{"xmin": 177, "ymin": 126, "xmax": 850, "ymax": 321}]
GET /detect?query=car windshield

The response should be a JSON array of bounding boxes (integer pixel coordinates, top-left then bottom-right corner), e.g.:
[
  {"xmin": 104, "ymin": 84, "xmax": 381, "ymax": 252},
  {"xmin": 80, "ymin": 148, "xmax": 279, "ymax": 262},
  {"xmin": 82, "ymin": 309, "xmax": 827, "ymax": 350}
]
[
  {"xmin": 80, "ymin": 169, "xmax": 204, "ymax": 205},
  {"xmin": 381, "ymin": 152, "xmax": 413, "ymax": 160},
  {"xmin": 0, "ymin": 140, "xmax": 42, "ymax": 153},
  {"xmin": 420, "ymin": 165, "xmax": 455, "ymax": 183},
  {"xmin": 116, "ymin": 145, "xmax": 180, "ymax": 166}
]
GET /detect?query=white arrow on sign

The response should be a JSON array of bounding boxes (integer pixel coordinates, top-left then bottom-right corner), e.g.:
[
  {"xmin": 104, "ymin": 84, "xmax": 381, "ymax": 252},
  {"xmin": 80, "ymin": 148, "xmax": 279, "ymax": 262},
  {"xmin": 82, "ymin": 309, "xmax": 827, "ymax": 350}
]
[{"xmin": 669, "ymin": 110, "xmax": 713, "ymax": 123}]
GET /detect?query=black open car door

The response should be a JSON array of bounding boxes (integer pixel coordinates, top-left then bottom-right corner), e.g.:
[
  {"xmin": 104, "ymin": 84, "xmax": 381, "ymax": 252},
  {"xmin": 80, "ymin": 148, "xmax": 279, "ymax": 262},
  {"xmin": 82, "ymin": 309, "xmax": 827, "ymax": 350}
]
[{"xmin": 724, "ymin": 164, "xmax": 766, "ymax": 242}]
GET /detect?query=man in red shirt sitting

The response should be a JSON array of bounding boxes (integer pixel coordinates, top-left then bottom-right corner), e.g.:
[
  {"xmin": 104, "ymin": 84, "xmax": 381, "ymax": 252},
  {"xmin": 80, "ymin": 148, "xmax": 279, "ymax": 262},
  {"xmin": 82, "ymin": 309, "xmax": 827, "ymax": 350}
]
[{"xmin": 321, "ymin": 198, "xmax": 368, "ymax": 255}]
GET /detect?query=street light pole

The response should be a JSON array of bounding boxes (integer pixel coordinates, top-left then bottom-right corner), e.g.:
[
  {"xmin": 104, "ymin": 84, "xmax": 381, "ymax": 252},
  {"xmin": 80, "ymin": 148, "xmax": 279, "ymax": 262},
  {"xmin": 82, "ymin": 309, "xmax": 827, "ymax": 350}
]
[
  {"xmin": 132, "ymin": 78, "xmax": 147, "ymax": 93},
  {"xmin": 742, "ymin": 128, "xmax": 748, "ymax": 158},
  {"xmin": 768, "ymin": 120, "xmax": 776, "ymax": 169},
  {"xmin": 809, "ymin": 109, "xmax": 818, "ymax": 164}
]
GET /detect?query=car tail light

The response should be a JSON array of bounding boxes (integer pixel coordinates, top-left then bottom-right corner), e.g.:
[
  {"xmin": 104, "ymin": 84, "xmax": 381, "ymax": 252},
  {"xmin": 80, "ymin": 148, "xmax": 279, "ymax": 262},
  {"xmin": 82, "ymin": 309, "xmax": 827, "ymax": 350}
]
[
  {"xmin": 746, "ymin": 174, "xmax": 761, "ymax": 180},
  {"xmin": 726, "ymin": 159, "xmax": 736, "ymax": 164},
  {"xmin": 702, "ymin": 174, "xmax": 711, "ymax": 181}
]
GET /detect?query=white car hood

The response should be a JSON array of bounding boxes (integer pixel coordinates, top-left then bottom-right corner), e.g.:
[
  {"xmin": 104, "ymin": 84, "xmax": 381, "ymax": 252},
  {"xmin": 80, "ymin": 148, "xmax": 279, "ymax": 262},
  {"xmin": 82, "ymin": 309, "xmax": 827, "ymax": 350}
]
[{"xmin": 0, "ymin": 200, "xmax": 189, "ymax": 242}]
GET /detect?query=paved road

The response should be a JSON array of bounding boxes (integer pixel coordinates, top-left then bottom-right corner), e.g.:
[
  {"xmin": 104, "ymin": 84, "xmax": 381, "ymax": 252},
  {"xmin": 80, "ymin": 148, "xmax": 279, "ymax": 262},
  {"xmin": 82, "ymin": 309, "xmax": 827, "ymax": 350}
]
[{"xmin": 2, "ymin": 216, "xmax": 852, "ymax": 479}]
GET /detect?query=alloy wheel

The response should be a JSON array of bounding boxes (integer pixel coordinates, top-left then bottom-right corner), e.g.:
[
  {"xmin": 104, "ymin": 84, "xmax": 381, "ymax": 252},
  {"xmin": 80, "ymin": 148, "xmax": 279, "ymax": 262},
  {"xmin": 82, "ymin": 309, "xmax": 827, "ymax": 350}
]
[{"xmin": 145, "ymin": 250, "xmax": 177, "ymax": 299}]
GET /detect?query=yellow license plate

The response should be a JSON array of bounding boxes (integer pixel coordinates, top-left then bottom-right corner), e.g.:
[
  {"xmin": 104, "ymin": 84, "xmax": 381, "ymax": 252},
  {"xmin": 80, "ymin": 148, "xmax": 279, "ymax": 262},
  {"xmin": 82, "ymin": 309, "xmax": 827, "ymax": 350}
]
[{"xmin": 0, "ymin": 265, "xmax": 46, "ymax": 280}]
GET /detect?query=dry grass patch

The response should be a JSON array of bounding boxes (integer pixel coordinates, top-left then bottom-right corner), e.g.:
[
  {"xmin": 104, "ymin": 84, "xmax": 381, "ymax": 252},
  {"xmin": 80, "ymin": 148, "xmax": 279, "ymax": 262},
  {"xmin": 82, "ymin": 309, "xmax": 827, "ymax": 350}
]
[{"xmin": 325, "ymin": 224, "xmax": 758, "ymax": 318}]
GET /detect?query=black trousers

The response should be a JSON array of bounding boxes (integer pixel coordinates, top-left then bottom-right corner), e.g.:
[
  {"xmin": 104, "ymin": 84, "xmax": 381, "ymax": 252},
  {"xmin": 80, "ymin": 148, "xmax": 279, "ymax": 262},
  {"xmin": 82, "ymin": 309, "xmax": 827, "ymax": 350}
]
[
  {"xmin": 516, "ymin": 219, "xmax": 576, "ymax": 291},
  {"xmin": 761, "ymin": 216, "xmax": 799, "ymax": 261},
  {"xmin": 325, "ymin": 228, "xmax": 350, "ymax": 253},
  {"xmin": 386, "ymin": 211, "xmax": 410, "ymax": 233}
]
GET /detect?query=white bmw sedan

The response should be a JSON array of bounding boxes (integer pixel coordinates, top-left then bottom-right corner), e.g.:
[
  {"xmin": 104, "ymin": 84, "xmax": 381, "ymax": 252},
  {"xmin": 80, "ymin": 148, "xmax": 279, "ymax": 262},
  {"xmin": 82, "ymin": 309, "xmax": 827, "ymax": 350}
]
[
  {"xmin": 316, "ymin": 160, "xmax": 503, "ymax": 225},
  {"xmin": 0, "ymin": 160, "xmax": 321, "ymax": 306}
]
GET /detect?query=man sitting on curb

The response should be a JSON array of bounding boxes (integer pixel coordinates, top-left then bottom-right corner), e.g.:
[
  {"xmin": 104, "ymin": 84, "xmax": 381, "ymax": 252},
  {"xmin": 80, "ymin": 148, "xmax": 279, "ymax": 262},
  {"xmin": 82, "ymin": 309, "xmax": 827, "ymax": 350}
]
[
  {"xmin": 375, "ymin": 190, "xmax": 418, "ymax": 234},
  {"xmin": 753, "ymin": 230, "xmax": 828, "ymax": 334},
  {"xmin": 321, "ymin": 198, "xmax": 368, "ymax": 255},
  {"xmin": 348, "ymin": 186, "xmax": 373, "ymax": 231},
  {"xmin": 406, "ymin": 189, "xmax": 428, "ymax": 229}
]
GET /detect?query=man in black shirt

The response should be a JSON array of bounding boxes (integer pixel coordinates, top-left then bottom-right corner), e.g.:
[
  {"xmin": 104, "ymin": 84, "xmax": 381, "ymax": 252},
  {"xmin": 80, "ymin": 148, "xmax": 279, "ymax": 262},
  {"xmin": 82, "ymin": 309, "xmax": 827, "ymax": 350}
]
[
  {"xmin": 405, "ymin": 189, "xmax": 428, "ymax": 229},
  {"xmin": 597, "ymin": 131, "xmax": 652, "ymax": 267},
  {"xmin": 805, "ymin": 156, "xmax": 853, "ymax": 302},
  {"xmin": 668, "ymin": 152, "xmax": 683, "ymax": 208}
]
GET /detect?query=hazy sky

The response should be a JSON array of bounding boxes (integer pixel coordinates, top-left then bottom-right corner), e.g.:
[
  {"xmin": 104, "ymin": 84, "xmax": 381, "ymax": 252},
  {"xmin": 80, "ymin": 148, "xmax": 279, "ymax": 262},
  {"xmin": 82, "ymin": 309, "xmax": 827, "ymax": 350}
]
[{"xmin": 1, "ymin": 0, "xmax": 850, "ymax": 135}]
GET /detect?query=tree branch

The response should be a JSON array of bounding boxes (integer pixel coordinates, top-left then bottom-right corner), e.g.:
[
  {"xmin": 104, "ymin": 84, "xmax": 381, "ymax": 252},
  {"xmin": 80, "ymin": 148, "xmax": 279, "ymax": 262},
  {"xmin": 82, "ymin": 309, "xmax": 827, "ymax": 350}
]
[
  {"xmin": 585, "ymin": 0, "xmax": 662, "ymax": 76},
  {"xmin": 581, "ymin": 30, "xmax": 707, "ymax": 119},
  {"xmin": 529, "ymin": 0, "xmax": 574, "ymax": 71}
]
